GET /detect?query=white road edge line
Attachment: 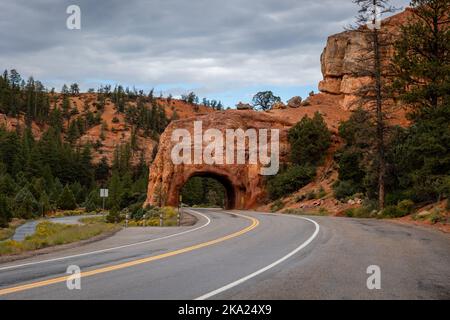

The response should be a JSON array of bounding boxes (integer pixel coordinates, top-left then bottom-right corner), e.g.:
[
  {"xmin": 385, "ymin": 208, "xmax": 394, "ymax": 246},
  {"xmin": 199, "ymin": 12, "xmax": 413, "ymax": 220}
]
[
  {"xmin": 0, "ymin": 209, "xmax": 211, "ymax": 271},
  {"xmin": 195, "ymin": 215, "xmax": 320, "ymax": 300}
]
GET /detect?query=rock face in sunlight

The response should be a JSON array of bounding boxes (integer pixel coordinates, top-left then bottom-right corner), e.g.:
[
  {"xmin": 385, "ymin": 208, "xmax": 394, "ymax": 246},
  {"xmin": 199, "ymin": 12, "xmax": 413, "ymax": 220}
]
[
  {"xmin": 318, "ymin": 9, "xmax": 413, "ymax": 110},
  {"xmin": 145, "ymin": 110, "xmax": 291, "ymax": 209}
]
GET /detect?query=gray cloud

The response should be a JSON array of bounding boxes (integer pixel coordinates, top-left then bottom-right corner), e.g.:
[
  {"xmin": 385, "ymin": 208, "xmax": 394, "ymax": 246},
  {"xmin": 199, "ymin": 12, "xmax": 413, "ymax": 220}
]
[{"xmin": 0, "ymin": 0, "xmax": 410, "ymax": 100}]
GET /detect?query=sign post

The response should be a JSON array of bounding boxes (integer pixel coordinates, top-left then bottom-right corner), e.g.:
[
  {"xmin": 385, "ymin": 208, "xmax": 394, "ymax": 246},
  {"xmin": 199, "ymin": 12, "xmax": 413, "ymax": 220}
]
[
  {"xmin": 124, "ymin": 209, "xmax": 129, "ymax": 228},
  {"xmin": 100, "ymin": 188, "xmax": 109, "ymax": 212},
  {"xmin": 178, "ymin": 195, "xmax": 182, "ymax": 227}
]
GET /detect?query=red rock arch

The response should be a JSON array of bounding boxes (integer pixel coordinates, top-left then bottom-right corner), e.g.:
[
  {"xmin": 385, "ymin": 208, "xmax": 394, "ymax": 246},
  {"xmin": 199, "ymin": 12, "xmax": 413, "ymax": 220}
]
[{"xmin": 144, "ymin": 111, "xmax": 290, "ymax": 210}]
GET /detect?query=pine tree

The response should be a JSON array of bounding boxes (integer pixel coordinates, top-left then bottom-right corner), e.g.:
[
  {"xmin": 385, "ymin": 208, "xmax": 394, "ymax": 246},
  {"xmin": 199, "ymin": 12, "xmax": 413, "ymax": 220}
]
[
  {"xmin": 67, "ymin": 121, "xmax": 80, "ymax": 145},
  {"xmin": 38, "ymin": 191, "xmax": 51, "ymax": 217},
  {"xmin": 289, "ymin": 112, "xmax": 331, "ymax": 166},
  {"xmin": 57, "ymin": 185, "xmax": 77, "ymax": 210},
  {"xmin": 85, "ymin": 189, "xmax": 101, "ymax": 212},
  {"xmin": 14, "ymin": 185, "xmax": 38, "ymax": 218},
  {"xmin": 70, "ymin": 83, "xmax": 80, "ymax": 96},
  {"xmin": 108, "ymin": 170, "xmax": 123, "ymax": 209},
  {"xmin": 62, "ymin": 94, "xmax": 71, "ymax": 126},
  {"xmin": 0, "ymin": 195, "xmax": 12, "ymax": 227},
  {"xmin": 95, "ymin": 156, "xmax": 110, "ymax": 183},
  {"xmin": 389, "ymin": 0, "xmax": 450, "ymax": 203},
  {"xmin": 392, "ymin": 0, "xmax": 450, "ymax": 118}
]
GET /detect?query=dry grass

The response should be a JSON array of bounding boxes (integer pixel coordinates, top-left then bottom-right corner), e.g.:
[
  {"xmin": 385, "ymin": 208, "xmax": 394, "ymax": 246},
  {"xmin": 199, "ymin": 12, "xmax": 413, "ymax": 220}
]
[
  {"xmin": 0, "ymin": 219, "xmax": 120, "ymax": 256},
  {"xmin": 127, "ymin": 207, "xmax": 179, "ymax": 227}
]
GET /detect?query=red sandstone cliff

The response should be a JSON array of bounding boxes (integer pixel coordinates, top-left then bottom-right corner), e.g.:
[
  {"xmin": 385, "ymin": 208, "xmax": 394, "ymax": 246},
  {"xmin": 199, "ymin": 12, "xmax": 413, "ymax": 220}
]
[{"xmin": 318, "ymin": 9, "xmax": 414, "ymax": 110}]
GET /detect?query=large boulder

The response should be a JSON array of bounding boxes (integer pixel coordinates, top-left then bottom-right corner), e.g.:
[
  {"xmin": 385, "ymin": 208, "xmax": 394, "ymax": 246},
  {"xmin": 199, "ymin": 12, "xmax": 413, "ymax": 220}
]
[
  {"xmin": 287, "ymin": 96, "xmax": 302, "ymax": 108},
  {"xmin": 236, "ymin": 102, "xmax": 253, "ymax": 110},
  {"xmin": 272, "ymin": 102, "xmax": 287, "ymax": 110}
]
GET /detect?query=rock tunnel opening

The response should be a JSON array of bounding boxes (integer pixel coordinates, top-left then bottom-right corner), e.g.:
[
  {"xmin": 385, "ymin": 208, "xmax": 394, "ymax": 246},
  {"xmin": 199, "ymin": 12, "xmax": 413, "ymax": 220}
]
[{"xmin": 180, "ymin": 173, "xmax": 237, "ymax": 210}]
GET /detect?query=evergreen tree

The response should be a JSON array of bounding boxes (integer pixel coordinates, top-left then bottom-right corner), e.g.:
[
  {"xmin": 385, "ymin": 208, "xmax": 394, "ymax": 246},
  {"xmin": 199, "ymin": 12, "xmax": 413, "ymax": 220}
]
[
  {"xmin": 392, "ymin": 0, "xmax": 449, "ymax": 118},
  {"xmin": 0, "ymin": 195, "xmax": 12, "ymax": 227},
  {"xmin": 387, "ymin": 0, "xmax": 450, "ymax": 203},
  {"xmin": 38, "ymin": 191, "xmax": 51, "ymax": 217},
  {"xmin": 289, "ymin": 112, "xmax": 331, "ymax": 166},
  {"xmin": 108, "ymin": 170, "xmax": 123, "ymax": 209},
  {"xmin": 14, "ymin": 185, "xmax": 38, "ymax": 218},
  {"xmin": 67, "ymin": 120, "xmax": 80, "ymax": 145},
  {"xmin": 57, "ymin": 185, "xmax": 77, "ymax": 210},
  {"xmin": 95, "ymin": 156, "xmax": 110, "ymax": 183},
  {"xmin": 70, "ymin": 83, "xmax": 80, "ymax": 96},
  {"xmin": 85, "ymin": 189, "xmax": 101, "ymax": 212}
]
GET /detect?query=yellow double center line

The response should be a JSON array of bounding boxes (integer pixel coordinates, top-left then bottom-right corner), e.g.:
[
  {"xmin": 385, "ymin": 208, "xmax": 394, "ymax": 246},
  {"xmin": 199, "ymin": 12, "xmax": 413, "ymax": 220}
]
[{"xmin": 0, "ymin": 213, "xmax": 259, "ymax": 296}]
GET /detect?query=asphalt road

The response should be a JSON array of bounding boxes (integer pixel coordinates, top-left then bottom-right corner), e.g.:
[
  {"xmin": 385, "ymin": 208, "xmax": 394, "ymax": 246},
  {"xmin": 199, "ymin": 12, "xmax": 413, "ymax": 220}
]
[{"xmin": 0, "ymin": 209, "xmax": 449, "ymax": 300}]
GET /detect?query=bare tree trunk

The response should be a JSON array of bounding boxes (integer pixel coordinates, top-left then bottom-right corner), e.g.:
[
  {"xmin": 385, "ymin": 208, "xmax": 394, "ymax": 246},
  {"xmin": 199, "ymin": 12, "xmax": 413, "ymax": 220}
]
[{"xmin": 373, "ymin": 28, "xmax": 386, "ymax": 210}]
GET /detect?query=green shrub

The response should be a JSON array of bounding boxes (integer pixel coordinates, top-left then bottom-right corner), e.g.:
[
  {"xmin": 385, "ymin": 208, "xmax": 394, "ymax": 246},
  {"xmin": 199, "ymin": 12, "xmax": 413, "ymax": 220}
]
[
  {"xmin": 333, "ymin": 180, "xmax": 361, "ymax": 200},
  {"xmin": 381, "ymin": 205, "xmax": 405, "ymax": 218},
  {"xmin": 283, "ymin": 208, "xmax": 306, "ymax": 215},
  {"xmin": 106, "ymin": 206, "xmax": 121, "ymax": 223},
  {"xmin": 317, "ymin": 187, "xmax": 327, "ymax": 199},
  {"xmin": 380, "ymin": 200, "xmax": 414, "ymax": 218},
  {"xmin": 128, "ymin": 201, "xmax": 146, "ymax": 220},
  {"xmin": 344, "ymin": 206, "xmax": 376, "ymax": 218},
  {"xmin": 344, "ymin": 208, "xmax": 355, "ymax": 217},
  {"xmin": 270, "ymin": 200, "xmax": 285, "ymax": 212},
  {"xmin": 161, "ymin": 206, "xmax": 177, "ymax": 219},
  {"xmin": 126, "ymin": 206, "xmax": 180, "ymax": 227},
  {"xmin": 385, "ymin": 189, "xmax": 416, "ymax": 206},
  {"xmin": 429, "ymin": 209, "xmax": 446, "ymax": 224},
  {"xmin": 397, "ymin": 200, "xmax": 414, "ymax": 215},
  {"xmin": 306, "ymin": 191, "xmax": 317, "ymax": 200},
  {"xmin": 267, "ymin": 165, "xmax": 316, "ymax": 200}
]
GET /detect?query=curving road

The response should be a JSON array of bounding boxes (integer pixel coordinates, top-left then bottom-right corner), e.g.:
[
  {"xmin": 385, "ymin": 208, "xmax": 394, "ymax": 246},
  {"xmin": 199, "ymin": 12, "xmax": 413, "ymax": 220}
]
[{"xmin": 0, "ymin": 209, "xmax": 449, "ymax": 300}]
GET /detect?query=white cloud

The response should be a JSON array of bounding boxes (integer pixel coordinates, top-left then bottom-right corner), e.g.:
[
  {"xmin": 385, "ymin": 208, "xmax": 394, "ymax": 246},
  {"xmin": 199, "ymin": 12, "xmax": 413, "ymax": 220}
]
[{"xmin": 0, "ymin": 0, "xmax": 410, "ymax": 100}]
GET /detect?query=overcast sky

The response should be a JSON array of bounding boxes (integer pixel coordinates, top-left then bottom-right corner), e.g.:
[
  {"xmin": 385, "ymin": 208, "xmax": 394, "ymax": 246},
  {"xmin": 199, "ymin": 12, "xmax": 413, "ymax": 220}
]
[{"xmin": 0, "ymin": 0, "xmax": 410, "ymax": 107}]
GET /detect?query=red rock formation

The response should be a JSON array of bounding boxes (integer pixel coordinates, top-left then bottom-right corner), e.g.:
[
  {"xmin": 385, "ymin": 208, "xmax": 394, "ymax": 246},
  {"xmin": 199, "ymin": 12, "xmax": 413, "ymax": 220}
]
[
  {"xmin": 319, "ymin": 9, "xmax": 413, "ymax": 110},
  {"xmin": 145, "ymin": 9, "xmax": 415, "ymax": 210},
  {"xmin": 145, "ymin": 111, "xmax": 291, "ymax": 209}
]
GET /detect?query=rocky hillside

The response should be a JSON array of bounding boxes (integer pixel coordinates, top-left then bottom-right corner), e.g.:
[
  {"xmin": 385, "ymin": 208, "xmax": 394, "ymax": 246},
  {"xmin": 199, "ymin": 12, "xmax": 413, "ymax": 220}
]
[
  {"xmin": 255, "ymin": 9, "xmax": 417, "ymax": 214},
  {"xmin": 1, "ymin": 94, "xmax": 215, "ymax": 166}
]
